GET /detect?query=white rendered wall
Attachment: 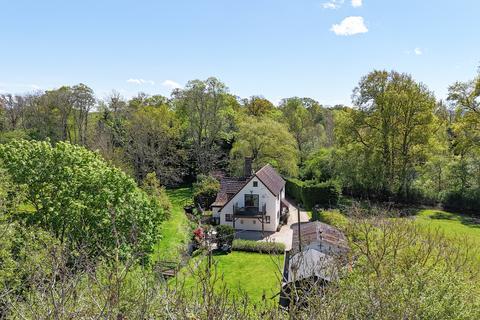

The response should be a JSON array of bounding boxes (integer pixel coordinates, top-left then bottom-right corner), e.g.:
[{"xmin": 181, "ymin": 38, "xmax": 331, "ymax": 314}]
[{"xmin": 218, "ymin": 177, "xmax": 280, "ymax": 232}]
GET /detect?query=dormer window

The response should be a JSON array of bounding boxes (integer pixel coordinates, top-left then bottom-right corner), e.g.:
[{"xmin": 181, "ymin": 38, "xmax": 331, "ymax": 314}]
[{"xmin": 253, "ymin": 181, "xmax": 258, "ymax": 187}]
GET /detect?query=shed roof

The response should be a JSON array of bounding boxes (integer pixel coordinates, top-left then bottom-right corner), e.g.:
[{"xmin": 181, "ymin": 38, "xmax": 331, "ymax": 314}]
[
  {"xmin": 288, "ymin": 248, "xmax": 338, "ymax": 283},
  {"xmin": 291, "ymin": 221, "xmax": 349, "ymax": 255}
]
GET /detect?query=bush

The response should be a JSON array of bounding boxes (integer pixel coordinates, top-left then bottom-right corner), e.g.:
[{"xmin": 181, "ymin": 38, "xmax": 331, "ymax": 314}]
[
  {"xmin": 286, "ymin": 178, "xmax": 341, "ymax": 210},
  {"xmin": 193, "ymin": 174, "xmax": 220, "ymax": 209},
  {"xmin": 232, "ymin": 239, "xmax": 285, "ymax": 254},
  {"xmin": 314, "ymin": 209, "xmax": 349, "ymax": 230},
  {"xmin": 216, "ymin": 225, "xmax": 235, "ymax": 248}
]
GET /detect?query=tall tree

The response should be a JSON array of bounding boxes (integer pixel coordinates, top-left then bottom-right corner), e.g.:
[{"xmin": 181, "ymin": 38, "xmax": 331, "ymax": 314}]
[
  {"xmin": 71, "ymin": 84, "xmax": 95, "ymax": 145},
  {"xmin": 242, "ymin": 96, "xmax": 275, "ymax": 117},
  {"xmin": 279, "ymin": 97, "xmax": 326, "ymax": 163},
  {"xmin": 231, "ymin": 116, "xmax": 299, "ymax": 176},
  {"xmin": 173, "ymin": 77, "xmax": 234, "ymax": 175},
  {"xmin": 338, "ymin": 70, "xmax": 437, "ymax": 198},
  {"xmin": 125, "ymin": 104, "xmax": 187, "ymax": 185},
  {"xmin": 0, "ymin": 94, "xmax": 27, "ymax": 130}
]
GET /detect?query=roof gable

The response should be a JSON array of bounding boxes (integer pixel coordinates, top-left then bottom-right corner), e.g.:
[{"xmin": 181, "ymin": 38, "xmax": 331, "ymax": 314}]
[
  {"xmin": 254, "ymin": 164, "xmax": 285, "ymax": 196},
  {"xmin": 212, "ymin": 164, "xmax": 285, "ymax": 209}
]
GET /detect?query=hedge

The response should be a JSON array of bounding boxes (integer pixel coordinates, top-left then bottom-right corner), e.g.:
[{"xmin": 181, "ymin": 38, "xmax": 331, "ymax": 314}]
[
  {"xmin": 232, "ymin": 239, "xmax": 285, "ymax": 254},
  {"xmin": 442, "ymin": 189, "xmax": 480, "ymax": 215},
  {"xmin": 286, "ymin": 178, "xmax": 341, "ymax": 210}
]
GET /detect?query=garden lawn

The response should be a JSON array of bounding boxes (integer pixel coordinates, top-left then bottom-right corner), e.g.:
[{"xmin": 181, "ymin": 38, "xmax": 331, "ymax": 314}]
[
  {"xmin": 179, "ymin": 251, "xmax": 284, "ymax": 304},
  {"xmin": 415, "ymin": 209, "xmax": 480, "ymax": 259},
  {"xmin": 151, "ymin": 187, "xmax": 193, "ymax": 263}
]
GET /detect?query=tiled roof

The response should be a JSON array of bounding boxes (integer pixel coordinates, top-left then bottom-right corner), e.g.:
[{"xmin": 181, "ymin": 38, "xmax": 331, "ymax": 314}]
[
  {"xmin": 255, "ymin": 164, "xmax": 285, "ymax": 196},
  {"xmin": 211, "ymin": 164, "xmax": 285, "ymax": 209},
  {"xmin": 211, "ymin": 177, "xmax": 247, "ymax": 207},
  {"xmin": 291, "ymin": 221, "xmax": 349, "ymax": 255}
]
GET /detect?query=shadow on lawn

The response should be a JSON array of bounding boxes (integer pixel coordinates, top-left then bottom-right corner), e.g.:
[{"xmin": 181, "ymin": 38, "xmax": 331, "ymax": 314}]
[{"xmin": 419, "ymin": 209, "xmax": 480, "ymax": 229}]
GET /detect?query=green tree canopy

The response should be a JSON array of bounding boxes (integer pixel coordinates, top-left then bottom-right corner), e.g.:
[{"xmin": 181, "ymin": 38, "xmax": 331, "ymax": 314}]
[
  {"xmin": 231, "ymin": 116, "xmax": 299, "ymax": 176},
  {"xmin": 337, "ymin": 70, "xmax": 437, "ymax": 198},
  {"xmin": 0, "ymin": 140, "xmax": 167, "ymax": 260}
]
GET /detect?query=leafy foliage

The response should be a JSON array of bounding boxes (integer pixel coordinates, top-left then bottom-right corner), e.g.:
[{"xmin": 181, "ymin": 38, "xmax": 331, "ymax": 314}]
[
  {"xmin": 215, "ymin": 224, "xmax": 235, "ymax": 248},
  {"xmin": 231, "ymin": 116, "xmax": 299, "ymax": 176},
  {"xmin": 0, "ymin": 140, "xmax": 166, "ymax": 259},
  {"xmin": 193, "ymin": 174, "xmax": 220, "ymax": 209}
]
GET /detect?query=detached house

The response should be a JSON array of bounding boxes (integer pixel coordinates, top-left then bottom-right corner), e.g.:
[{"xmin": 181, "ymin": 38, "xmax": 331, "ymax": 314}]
[{"xmin": 212, "ymin": 158, "xmax": 288, "ymax": 233}]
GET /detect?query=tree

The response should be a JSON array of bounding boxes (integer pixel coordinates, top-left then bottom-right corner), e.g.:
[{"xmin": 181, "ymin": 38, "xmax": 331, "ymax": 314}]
[
  {"xmin": 0, "ymin": 140, "xmax": 167, "ymax": 259},
  {"xmin": 231, "ymin": 116, "xmax": 299, "ymax": 176},
  {"xmin": 0, "ymin": 94, "xmax": 27, "ymax": 130},
  {"xmin": 242, "ymin": 96, "xmax": 275, "ymax": 117},
  {"xmin": 336, "ymin": 71, "xmax": 437, "ymax": 198},
  {"xmin": 71, "ymin": 84, "xmax": 95, "ymax": 145},
  {"xmin": 279, "ymin": 97, "xmax": 326, "ymax": 163},
  {"xmin": 173, "ymin": 77, "xmax": 235, "ymax": 175},
  {"xmin": 124, "ymin": 104, "xmax": 187, "ymax": 185}
]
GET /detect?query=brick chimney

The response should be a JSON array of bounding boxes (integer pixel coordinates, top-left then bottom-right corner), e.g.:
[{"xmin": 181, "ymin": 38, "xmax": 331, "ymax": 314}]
[{"xmin": 244, "ymin": 157, "xmax": 253, "ymax": 178}]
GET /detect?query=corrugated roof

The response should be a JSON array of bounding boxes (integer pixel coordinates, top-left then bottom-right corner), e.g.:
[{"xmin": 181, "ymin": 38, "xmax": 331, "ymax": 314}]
[{"xmin": 288, "ymin": 249, "xmax": 337, "ymax": 283}]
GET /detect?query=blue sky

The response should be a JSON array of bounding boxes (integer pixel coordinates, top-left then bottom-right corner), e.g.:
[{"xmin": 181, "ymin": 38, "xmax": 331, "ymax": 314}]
[{"xmin": 1, "ymin": 0, "xmax": 479, "ymax": 105}]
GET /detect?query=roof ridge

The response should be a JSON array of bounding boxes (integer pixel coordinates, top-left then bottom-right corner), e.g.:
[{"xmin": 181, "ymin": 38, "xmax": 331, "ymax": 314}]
[{"xmin": 254, "ymin": 163, "xmax": 272, "ymax": 174}]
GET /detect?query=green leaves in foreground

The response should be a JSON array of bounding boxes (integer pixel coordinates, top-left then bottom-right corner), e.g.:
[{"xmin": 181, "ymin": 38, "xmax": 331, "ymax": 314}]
[{"xmin": 0, "ymin": 140, "xmax": 167, "ymax": 260}]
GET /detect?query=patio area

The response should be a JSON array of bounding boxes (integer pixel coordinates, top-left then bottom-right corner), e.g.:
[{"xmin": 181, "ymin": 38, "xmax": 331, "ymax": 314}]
[{"xmin": 235, "ymin": 198, "xmax": 310, "ymax": 250}]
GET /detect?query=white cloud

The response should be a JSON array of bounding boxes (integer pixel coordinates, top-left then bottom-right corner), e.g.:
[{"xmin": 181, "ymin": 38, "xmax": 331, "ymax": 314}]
[
  {"xmin": 161, "ymin": 80, "xmax": 182, "ymax": 90},
  {"xmin": 414, "ymin": 48, "xmax": 423, "ymax": 55},
  {"xmin": 322, "ymin": 0, "xmax": 344, "ymax": 9},
  {"xmin": 126, "ymin": 78, "xmax": 155, "ymax": 85},
  {"xmin": 331, "ymin": 16, "xmax": 368, "ymax": 36},
  {"xmin": 351, "ymin": 0, "xmax": 362, "ymax": 7}
]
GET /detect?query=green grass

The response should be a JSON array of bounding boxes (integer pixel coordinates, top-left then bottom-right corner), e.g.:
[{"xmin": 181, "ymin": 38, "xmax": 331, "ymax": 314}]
[
  {"xmin": 178, "ymin": 251, "xmax": 284, "ymax": 304},
  {"xmin": 415, "ymin": 209, "xmax": 480, "ymax": 247},
  {"xmin": 151, "ymin": 187, "xmax": 193, "ymax": 263},
  {"xmin": 317, "ymin": 209, "xmax": 349, "ymax": 230}
]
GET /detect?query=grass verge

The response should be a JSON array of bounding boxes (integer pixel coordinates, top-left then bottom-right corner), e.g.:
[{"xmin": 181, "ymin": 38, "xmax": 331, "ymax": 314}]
[{"xmin": 151, "ymin": 187, "xmax": 193, "ymax": 263}]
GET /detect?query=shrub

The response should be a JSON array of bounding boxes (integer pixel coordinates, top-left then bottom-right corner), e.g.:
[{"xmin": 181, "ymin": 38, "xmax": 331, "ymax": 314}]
[
  {"xmin": 193, "ymin": 174, "xmax": 220, "ymax": 209},
  {"xmin": 286, "ymin": 178, "xmax": 341, "ymax": 210},
  {"xmin": 315, "ymin": 209, "xmax": 349, "ymax": 230},
  {"xmin": 232, "ymin": 239, "xmax": 285, "ymax": 254},
  {"xmin": 216, "ymin": 225, "xmax": 235, "ymax": 248},
  {"xmin": 142, "ymin": 172, "xmax": 172, "ymax": 213}
]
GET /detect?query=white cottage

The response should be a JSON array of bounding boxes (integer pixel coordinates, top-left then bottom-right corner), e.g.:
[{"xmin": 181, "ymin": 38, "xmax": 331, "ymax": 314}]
[{"xmin": 211, "ymin": 158, "xmax": 288, "ymax": 233}]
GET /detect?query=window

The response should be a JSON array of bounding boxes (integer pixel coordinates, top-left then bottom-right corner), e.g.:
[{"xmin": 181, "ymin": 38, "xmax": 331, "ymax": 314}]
[
  {"xmin": 225, "ymin": 214, "xmax": 232, "ymax": 222},
  {"xmin": 240, "ymin": 220, "xmax": 244, "ymax": 224},
  {"xmin": 244, "ymin": 194, "xmax": 259, "ymax": 208},
  {"xmin": 253, "ymin": 220, "xmax": 256, "ymax": 224},
  {"xmin": 265, "ymin": 216, "xmax": 270, "ymax": 224},
  {"xmin": 253, "ymin": 181, "xmax": 258, "ymax": 187}
]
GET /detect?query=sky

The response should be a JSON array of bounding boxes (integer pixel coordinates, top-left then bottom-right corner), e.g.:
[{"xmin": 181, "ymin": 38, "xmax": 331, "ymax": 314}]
[{"xmin": 0, "ymin": 0, "xmax": 479, "ymax": 106}]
